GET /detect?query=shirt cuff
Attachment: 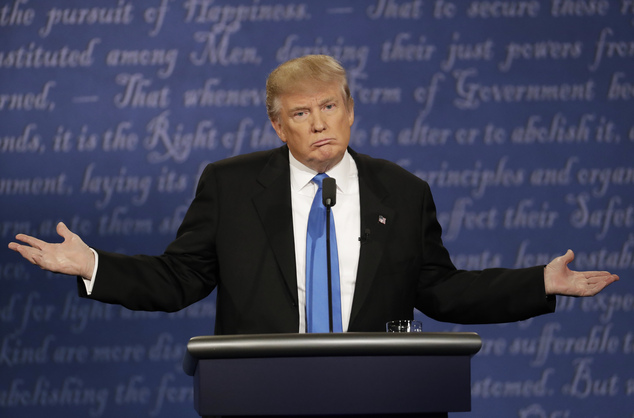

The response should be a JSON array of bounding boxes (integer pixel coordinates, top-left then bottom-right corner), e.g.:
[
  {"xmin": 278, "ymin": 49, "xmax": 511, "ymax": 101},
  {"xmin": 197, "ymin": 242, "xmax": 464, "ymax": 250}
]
[{"xmin": 82, "ymin": 248, "xmax": 99, "ymax": 295}]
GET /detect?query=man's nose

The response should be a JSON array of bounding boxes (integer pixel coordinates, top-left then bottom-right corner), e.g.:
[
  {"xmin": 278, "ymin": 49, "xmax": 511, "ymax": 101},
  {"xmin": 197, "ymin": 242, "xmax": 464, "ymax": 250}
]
[{"xmin": 311, "ymin": 112, "xmax": 326, "ymax": 132}]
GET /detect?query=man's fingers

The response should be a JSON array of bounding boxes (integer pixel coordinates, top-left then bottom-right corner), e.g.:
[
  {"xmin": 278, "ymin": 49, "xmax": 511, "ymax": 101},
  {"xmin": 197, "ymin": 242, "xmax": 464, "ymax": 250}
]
[
  {"xmin": 13, "ymin": 233, "xmax": 47, "ymax": 250},
  {"xmin": 585, "ymin": 272, "xmax": 619, "ymax": 284},
  {"xmin": 602, "ymin": 273, "xmax": 620, "ymax": 285},
  {"xmin": 581, "ymin": 272, "xmax": 619, "ymax": 296},
  {"xmin": 10, "ymin": 239, "xmax": 39, "ymax": 256},
  {"xmin": 14, "ymin": 245, "xmax": 41, "ymax": 266},
  {"xmin": 584, "ymin": 270, "xmax": 616, "ymax": 278}
]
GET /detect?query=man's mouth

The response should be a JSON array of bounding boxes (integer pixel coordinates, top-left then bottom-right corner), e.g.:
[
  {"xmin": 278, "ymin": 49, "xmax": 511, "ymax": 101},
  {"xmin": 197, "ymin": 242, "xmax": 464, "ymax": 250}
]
[{"xmin": 313, "ymin": 138, "xmax": 333, "ymax": 147}]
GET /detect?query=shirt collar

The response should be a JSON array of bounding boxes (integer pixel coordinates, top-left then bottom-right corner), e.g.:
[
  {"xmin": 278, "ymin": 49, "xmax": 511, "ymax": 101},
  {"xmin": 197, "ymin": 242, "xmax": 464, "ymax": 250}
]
[{"xmin": 289, "ymin": 149, "xmax": 353, "ymax": 193}]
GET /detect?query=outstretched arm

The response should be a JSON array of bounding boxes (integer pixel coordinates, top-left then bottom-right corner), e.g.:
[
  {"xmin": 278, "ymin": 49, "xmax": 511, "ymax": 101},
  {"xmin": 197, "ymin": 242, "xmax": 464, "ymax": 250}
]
[
  {"xmin": 544, "ymin": 249, "xmax": 619, "ymax": 297},
  {"xmin": 8, "ymin": 222, "xmax": 95, "ymax": 279}
]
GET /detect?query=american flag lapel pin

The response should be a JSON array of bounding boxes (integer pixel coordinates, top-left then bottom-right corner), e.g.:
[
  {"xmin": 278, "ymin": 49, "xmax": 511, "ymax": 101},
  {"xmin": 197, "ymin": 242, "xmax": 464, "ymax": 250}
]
[{"xmin": 378, "ymin": 215, "xmax": 387, "ymax": 225}]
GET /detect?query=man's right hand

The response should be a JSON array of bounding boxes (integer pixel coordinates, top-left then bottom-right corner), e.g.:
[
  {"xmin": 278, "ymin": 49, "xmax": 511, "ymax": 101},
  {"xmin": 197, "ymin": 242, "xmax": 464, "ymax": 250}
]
[{"xmin": 8, "ymin": 221, "xmax": 95, "ymax": 279}]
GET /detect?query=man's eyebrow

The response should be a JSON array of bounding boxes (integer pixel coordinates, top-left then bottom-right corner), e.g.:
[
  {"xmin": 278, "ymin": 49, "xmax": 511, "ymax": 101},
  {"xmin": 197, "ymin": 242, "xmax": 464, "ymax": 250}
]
[
  {"xmin": 288, "ymin": 96, "xmax": 338, "ymax": 113},
  {"xmin": 319, "ymin": 96, "xmax": 337, "ymax": 105},
  {"xmin": 288, "ymin": 104, "xmax": 309, "ymax": 113}
]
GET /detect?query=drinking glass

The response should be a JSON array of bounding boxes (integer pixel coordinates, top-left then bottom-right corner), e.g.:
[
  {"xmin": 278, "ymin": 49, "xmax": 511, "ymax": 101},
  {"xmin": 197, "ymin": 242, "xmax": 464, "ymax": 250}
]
[{"xmin": 386, "ymin": 319, "xmax": 423, "ymax": 332}]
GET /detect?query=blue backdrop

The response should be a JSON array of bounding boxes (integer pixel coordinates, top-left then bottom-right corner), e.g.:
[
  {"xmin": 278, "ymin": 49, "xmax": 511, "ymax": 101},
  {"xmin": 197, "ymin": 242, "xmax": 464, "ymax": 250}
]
[{"xmin": 1, "ymin": 0, "xmax": 633, "ymax": 417}]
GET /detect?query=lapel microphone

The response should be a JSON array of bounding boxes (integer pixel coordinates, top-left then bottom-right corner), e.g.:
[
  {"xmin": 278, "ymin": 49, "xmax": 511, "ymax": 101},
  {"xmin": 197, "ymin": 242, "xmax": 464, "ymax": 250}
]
[{"xmin": 359, "ymin": 228, "xmax": 371, "ymax": 243}]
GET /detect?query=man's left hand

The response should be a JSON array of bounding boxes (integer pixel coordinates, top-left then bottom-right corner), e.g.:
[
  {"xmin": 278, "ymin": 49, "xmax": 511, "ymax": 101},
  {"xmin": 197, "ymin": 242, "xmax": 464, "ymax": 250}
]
[{"xmin": 544, "ymin": 249, "xmax": 619, "ymax": 296}]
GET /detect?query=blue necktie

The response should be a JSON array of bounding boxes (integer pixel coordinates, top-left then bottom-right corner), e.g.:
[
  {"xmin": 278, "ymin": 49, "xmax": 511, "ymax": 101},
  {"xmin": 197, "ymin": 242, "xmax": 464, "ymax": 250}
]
[{"xmin": 306, "ymin": 173, "xmax": 342, "ymax": 333}]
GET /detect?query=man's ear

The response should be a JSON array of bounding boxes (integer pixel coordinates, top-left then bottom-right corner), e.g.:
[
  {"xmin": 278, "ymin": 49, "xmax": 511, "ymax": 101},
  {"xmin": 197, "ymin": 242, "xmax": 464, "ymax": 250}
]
[
  {"xmin": 347, "ymin": 102, "xmax": 355, "ymax": 127},
  {"xmin": 271, "ymin": 119, "xmax": 286, "ymax": 143}
]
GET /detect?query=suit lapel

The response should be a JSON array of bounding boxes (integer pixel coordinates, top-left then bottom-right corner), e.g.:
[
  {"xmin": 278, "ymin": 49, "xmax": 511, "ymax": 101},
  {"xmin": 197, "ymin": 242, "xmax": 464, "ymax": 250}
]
[
  {"xmin": 252, "ymin": 146, "xmax": 299, "ymax": 305},
  {"xmin": 349, "ymin": 151, "xmax": 395, "ymax": 327}
]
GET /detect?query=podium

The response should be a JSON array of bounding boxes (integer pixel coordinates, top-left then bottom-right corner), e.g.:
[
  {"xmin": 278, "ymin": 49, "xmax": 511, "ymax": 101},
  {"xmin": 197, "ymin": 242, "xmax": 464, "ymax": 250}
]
[{"xmin": 183, "ymin": 332, "xmax": 481, "ymax": 417}]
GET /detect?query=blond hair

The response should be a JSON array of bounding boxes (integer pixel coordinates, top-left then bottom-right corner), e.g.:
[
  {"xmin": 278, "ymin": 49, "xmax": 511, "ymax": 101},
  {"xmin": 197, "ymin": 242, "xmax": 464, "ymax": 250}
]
[{"xmin": 265, "ymin": 55, "xmax": 354, "ymax": 122}]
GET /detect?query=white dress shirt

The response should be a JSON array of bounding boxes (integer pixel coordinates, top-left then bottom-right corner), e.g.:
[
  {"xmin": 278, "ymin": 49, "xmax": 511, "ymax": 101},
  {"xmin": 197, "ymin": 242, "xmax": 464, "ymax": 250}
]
[{"xmin": 289, "ymin": 150, "xmax": 361, "ymax": 332}]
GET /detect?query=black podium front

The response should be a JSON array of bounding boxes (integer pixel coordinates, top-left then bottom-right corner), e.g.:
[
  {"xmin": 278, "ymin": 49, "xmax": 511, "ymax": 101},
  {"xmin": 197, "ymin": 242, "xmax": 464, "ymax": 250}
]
[{"xmin": 183, "ymin": 332, "xmax": 481, "ymax": 417}]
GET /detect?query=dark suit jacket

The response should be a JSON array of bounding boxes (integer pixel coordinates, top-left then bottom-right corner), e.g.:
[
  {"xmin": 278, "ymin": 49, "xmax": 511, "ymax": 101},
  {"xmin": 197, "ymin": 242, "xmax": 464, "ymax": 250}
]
[{"xmin": 81, "ymin": 146, "xmax": 555, "ymax": 334}]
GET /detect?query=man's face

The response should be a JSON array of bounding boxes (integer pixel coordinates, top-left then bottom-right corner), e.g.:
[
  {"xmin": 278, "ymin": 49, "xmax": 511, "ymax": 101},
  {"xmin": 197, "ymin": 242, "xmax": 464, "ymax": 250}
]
[{"xmin": 271, "ymin": 80, "xmax": 354, "ymax": 173}]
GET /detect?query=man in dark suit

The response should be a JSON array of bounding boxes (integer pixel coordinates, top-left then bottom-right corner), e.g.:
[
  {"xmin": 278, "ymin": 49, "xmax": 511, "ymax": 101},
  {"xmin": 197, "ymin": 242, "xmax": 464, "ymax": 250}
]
[{"xmin": 8, "ymin": 55, "xmax": 618, "ymax": 334}]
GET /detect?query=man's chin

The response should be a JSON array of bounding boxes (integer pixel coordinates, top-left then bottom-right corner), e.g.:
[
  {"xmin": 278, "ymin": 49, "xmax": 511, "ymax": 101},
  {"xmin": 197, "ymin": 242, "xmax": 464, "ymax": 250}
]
[{"xmin": 309, "ymin": 148, "xmax": 345, "ymax": 172}]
